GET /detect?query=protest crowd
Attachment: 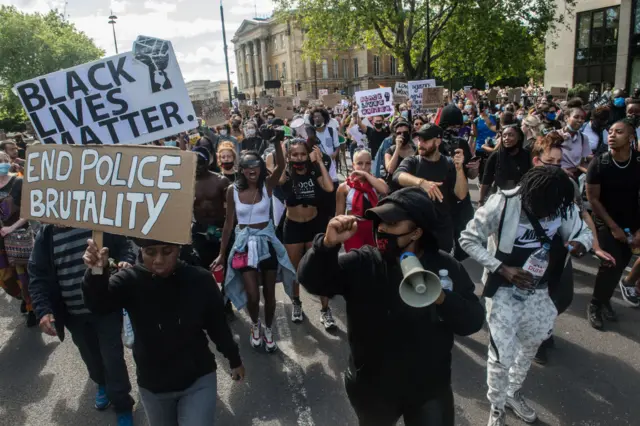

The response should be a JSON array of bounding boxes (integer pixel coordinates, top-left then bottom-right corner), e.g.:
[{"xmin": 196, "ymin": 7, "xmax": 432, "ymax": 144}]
[{"xmin": 4, "ymin": 76, "xmax": 640, "ymax": 426}]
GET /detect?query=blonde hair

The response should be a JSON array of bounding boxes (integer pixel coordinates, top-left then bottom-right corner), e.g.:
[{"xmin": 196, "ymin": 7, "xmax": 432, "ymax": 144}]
[{"xmin": 217, "ymin": 141, "xmax": 237, "ymax": 166}]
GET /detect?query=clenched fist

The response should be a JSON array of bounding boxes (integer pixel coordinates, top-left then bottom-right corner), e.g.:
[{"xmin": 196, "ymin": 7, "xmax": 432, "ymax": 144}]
[{"xmin": 323, "ymin": 215, "xmax": 359, "ymax": 248}]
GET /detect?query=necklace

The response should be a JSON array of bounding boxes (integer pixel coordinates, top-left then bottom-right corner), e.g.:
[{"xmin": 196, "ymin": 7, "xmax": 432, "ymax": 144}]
[{"xmin": 611, "ymin": 150, "xmax": 632, "ymax": 169}]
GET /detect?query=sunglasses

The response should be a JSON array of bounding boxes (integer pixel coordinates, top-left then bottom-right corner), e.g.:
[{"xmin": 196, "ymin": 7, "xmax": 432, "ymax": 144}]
[{"xmin": 240, "ymin": 159, "xmax": 262, "ymax": 168}]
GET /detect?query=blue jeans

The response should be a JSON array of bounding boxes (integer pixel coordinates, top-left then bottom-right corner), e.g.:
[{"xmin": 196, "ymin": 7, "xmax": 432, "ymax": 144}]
[{"xmin": 139, "ymin": 372, "xmax": 217, "ymax": 426}]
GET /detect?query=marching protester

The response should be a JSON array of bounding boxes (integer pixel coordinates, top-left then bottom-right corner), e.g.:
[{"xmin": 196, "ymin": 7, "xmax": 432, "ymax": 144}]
[
  {"xmin": 356, "ymin": 113, "xmax": 390, "ymax": 160},
  {"xmin": 460, "ymin": 166, "xmax": 592, "ymax": 425},
  {"xmin": 626, "ymin": 98, "xmax": 640, "ymax": 144},
  {"xmin": 278, "ymin": 139, "xmax": 335, "ymax": 327},
  {"xmin": 311, "ymin": 107, "xmax": 341, "ymax": 225},
  {"xmin": 384, "ymin": 124, "xmax": 416, "ymax": 183},
  {"xmin": 560, "ymin": 108, "xmax": 590, "ymax": 182},
  {"xmin": 609, "ymin": 89, "xmax": 628, "ymax": 125},
  {"xmin": 582, "ymin": 106, "xmax": 610, "ymax": 157},
  {"xmin": 298, "ymin": 187, "xmax": 484, "ymax": 426},
  {"xmin": 230, "ymin": 118, "xmax": 244, "ymax": 142},
  {"xmin": 217, "ymin": 141, "xmax": 239, "ymax": 182},
  {"xmin": 586, "ymin": 119, "xmax": 640, "ymax": 327},
  {"xmin": 214, "ymin": 130, "xmax": 295, "ymax": 353},
  {"xmin": 0, "ymin": 140, "xmax": 24, "ymax": 176},
  {"xmin": 393, "ymin": 123, "xmax": 468, "ymax": 254},
  {"xmin": 479, "ymin": 125, "xmax": 531, "ymax": 206},
  {"xmin": 373, "ymin": 119, "xmax": 411, "ymax": 179},
  {"xmin": 336, "ymin": 148, "xmax": 388, "ymax": 251},
  {"xmin": 0, "ymin": 151, "xmax": 35, "ymax": 326},
  {"xmin": 29, "ymin": 226, "xmax": 136, "ymax": 425},
  {"xmin": 241, "ymin": 121, "xmax": 266, "ymax": 154}
]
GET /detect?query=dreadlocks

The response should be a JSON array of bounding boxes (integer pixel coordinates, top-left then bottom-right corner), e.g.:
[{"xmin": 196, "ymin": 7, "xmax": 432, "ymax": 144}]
[{"xmin": 518, "ymin": 166, "xmax": 575, "ymax": 221}]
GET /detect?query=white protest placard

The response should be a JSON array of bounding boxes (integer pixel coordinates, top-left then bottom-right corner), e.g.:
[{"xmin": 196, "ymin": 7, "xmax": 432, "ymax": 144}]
[
  {"xmin": 508, "ymin": 87, "xmax": 522, "ymax": 104},
  {"xmin": 348, "ymin": 125, "xmax": 365, "ymax": 147},
  {"xmin": 341, "ymin": 99, "xmax": 350, "ymax": 107},
  {"xmin": 408, "ymin": 79, "xmax": 436, "ymax": 112},
  {"xmin": 22, "ymin": 144, "xmax": 197, "ymax": 244},
  {"xmin": 318, "ymin": 89, "xmax": 329, "ymax": 97},
  {"xmin": 394, "ymin": 82, "xmax": 409, "ymax": 97},
  {"xmin": 354, "ymin": 87, "xmax": 393, "ymax": 118},
  {"xmin": 550, "ymin": 87, "xmax": 568, "ymax": 100},
  {"xmin": 13, "ymin": 36, "xmax": 196, "ymax": 145}
]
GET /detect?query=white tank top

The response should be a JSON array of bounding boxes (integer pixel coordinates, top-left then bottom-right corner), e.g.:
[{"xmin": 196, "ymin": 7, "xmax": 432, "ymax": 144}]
[
  {"xmin": 346, "ymin": 187, "xmax": 370, "ymax": 213},
  {"xmin": 234, "ymin": 186, "xmax": 271, "ymax": 225}
]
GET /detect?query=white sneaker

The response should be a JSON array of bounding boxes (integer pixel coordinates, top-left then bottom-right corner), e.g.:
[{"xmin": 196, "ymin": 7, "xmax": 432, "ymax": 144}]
[
  {"xmin": 291, "ymin": 301, "xmax": 304, "ymax": 323},
  {"xmin": 263, "ymin": 326, "xmax": 278, "ymax": 353},
  {"xmin": 506, "ymin": 391, "xmax": 537, "ymax": 423},
  {"xmin": 619, "ymin": 279, "xmax": 640, "ymax": 307},
  {"xmin": 250, "ymin": 322, "xmax": 262, "ymax": 349},
  {"xmin": 320, "ymin": 308, "xmax": 337, "ymax": 330},
  {"xmin": 487, "ymin": 406, "xmax": 506, "ymax": 426}
]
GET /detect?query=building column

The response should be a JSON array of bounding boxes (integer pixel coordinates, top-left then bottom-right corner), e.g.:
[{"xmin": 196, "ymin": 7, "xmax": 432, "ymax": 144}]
[
  {"xmin": 245, "ymin": 43, "xmax": 255, "ymax": 89},
  {"xmin": 241, "ymin": 44, "xmax": 248, "ymax": 90},
  {"xmin": 615, "ymin": 0, "xmax": 632, "ymax": 89},
  {"xmin": 235, "ymin": 49, "xmax": 242, "ymax": 90},
  {"xmin": 253, "ymin": 39, "xmax": 261, "ymax": 87},
  {"xmin": 261, "ymin": 38, "xmax": 269, "ymax": 83}
]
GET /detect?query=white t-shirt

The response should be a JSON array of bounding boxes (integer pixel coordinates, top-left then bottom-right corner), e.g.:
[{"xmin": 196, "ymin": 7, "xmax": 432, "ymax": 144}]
[
  {"xmin": 582, "ymin": 122, "xmax": 607, "ymax": 152},
  {"xmin": 513, "ymin": 214, "xmax": 561, "ymax": 249},
  {"xmin": 316, "ymin": 126, "xmax": 340, "ymax": 181}
]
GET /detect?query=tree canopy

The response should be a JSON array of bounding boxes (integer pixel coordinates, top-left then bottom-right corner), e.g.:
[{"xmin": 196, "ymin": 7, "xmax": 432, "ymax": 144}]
[
  {"xmin": 0, "ymin": 6, "xmax": 104, "ymax": 120},
  {"xmin": 274, "ymin": 0, "xmax": 575, "ymax": 83}
]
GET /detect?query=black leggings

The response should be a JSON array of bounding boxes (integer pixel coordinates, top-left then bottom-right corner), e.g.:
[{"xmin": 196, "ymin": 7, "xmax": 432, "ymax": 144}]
[{"xmin": 345, "ymin": 376, "xmax": 454, "ymax": 426}]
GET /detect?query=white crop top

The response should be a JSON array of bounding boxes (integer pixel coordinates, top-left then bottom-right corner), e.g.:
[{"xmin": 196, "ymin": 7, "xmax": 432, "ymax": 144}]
[{"xmin": 234, "ymin": 186, "xmax": 271, "ymax": 225}]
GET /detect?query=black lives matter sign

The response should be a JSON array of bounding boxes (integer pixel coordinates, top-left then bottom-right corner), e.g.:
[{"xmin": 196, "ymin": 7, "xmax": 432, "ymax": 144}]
[{"xmin": 14, "ymin": 36, "xmax": 196, "ymax": 145}]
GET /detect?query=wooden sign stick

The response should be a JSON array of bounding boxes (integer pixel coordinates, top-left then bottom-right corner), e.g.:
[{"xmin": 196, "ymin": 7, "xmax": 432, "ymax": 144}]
[{"xmin": 92, "ymin": 230, "xmax": 104, "ymax": 275}]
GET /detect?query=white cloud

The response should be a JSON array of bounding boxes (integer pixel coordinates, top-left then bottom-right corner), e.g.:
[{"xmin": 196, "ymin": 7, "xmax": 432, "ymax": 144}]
[
  {"xmin": 143, "ymin": 0, "xmax": 176, "ymax": 13},
  {"xmin": 110, "ymin": 0, "xmax": 127, "ymax": 14}
]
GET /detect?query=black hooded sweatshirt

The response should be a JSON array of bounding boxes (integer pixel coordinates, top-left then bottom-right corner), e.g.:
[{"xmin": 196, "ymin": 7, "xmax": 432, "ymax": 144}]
[{"xmin": 82, "ymin": 262, "xmax": 241, "ymax": 393}]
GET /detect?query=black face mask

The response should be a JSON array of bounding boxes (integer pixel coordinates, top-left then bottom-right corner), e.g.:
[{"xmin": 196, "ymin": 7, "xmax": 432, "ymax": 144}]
[
  {"xmin": 291, "ymin": 161, "xmax": 307, "ymax": 170},
  {"xmin": 221, "ymin": 162, "xmax": 234, "ymax": 171},
  {"xmin": 374, "ymin": 122, "xmax": 384, "ymax": 129},
  {"xmin": 375, "ymin": 230, "xmax": 415, "ymax": 260}
]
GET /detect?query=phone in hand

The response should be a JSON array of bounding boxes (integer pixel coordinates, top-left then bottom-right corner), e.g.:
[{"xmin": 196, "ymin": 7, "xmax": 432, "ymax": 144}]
[{"xmin": 469, "ymin": 156, "xmax": 481, "ymax": 163}]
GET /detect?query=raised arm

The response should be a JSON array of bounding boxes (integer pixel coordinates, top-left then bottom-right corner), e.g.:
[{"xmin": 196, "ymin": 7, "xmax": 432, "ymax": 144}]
[{"xmin": 266, "ymin": 138, "xmax": 285, "ymax": 191}]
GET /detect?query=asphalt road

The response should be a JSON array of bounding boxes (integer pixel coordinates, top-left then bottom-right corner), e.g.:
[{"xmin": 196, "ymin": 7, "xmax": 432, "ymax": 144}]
[{"xmin": 1, "ymin": 183, "xmax": 640, "ymax": 426}]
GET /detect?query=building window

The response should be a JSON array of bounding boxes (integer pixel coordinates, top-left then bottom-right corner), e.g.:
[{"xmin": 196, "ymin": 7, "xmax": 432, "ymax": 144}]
[
  {"xmin": 574, "ymin": 7, "xmax": 619, "ymax": 88},
  {"xmin": 332, "ymin": 59, "xmax": 339, "ymax": 79},
  {"xmin": 390, "ymin": 56, "xmax": 397, "ymax": 76},
  {"xmin": 373, "ymin": 55, "xmax": 381, "ymax": 76},
  {"xmin": 322, "ymin": 59, "xmax": 329, "ymax": 79},
  {"xmin": 275, "ymin": 64, "xmax": 279, "ymax": 82},
  {"xmin": 280, "ymin": 34, "xmax": 285, "ymax": 50},
  {"xmin": 282, "ymin": 62, "xmax": 287, "ymax": 79},
  {"xmin": 342, "ymin": 59, "xmax": 348, "ymax": 78},
  {"xmin": 273, "ymin": 36, "xmax": 278, "ymax": 51},
  {"xmin": 353, "ymin": 58, "xmax": 359, "ymax": 78},
  {"xmin": 267, "ymin": 65, "xmax": 272, "ymax": 81}
]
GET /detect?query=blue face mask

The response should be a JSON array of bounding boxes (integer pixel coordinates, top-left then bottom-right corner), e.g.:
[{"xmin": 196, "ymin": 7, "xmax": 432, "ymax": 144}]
[
  {"xmin": 463, "ymin": 114, "xmax": 469, "ymax": 123},
  {"xmin": 164, "ymin": 140, "xmax": 177, "ymax": 147},
  {"xmin": 401, "ymin": 111, "xmax": 409, "ymax": 119},
  {"xmin": 546, "ymin": 112, "xmax": 557, "ymax": 121},
  {"xmin": 614, "ymin": 97, "xmax": 626, "ymax": 108},
  {"xmin": 495, "ymin": 104, "xmax": 501, "ymax": 110},
  {"xmin": 0, "ymin": 163, "xmax": 10, "ymax": 176}
]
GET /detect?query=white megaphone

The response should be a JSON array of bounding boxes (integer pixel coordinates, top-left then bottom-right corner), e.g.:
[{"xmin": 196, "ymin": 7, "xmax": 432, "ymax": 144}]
[{"xmin": 398, "ymin": 252, "xmax": 442, "ymax": 308}]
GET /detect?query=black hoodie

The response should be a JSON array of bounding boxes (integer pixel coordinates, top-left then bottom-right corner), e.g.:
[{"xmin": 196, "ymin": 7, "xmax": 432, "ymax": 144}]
[{"xmin": 82, "ymin": 262, "xmax": 241, "ymax": 393}]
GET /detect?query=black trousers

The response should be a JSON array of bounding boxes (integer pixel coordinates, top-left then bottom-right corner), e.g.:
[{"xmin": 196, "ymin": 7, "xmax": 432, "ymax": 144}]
[
  {"xmin": 65, "ymin": 312, "xmax": 134, "ymax": 413},
  {"xmin": 345, "ymin": 375, "xmax": 454, "ymax": 426},
  {"xmin": 549, "ymin": 258, "xmax": 574, "ymax": 316},
  {"xmin": 592, "ymin": 226, "xmax": 632, "ymax": 305}
]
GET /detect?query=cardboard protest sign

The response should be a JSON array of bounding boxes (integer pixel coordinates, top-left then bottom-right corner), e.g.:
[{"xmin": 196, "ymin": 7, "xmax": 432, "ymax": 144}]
[
  {"xmin": 422, "ymin": 87, "xmax": 444, "ymax": 109},
  {"xmin": 408, "ymin": 79, "xmax": 436, "ymax": 112},
  {"xmin": 297, "ymin": 90, "xmax": 308, "ymax": 100},
  {"xmin": 22, "ymin": 144, "xmax": 196, "ymax": 244},
  {"xmin": 395, "ymin": 82, "xmax": 409, "ymax": 97},
  {"xmin": 354, "ymin": 88, "xmax": 393, "ymax": 118},
  {"xmin": 257, "ymin": 97, "xmax": 274, "ymax": 108},
  {"xmin": 273, "ymin": 96, "xmax": 294, "ymax": 120},
  {"xmin": 550, "ymin": 87, "xmax": 568, "ymax": 100},
  {"xmin": 318, "ymin": 89, "xmax": 329, "ymax": 96},
  {"xmin": 322, "ymin": 93, "xmax": 342, "ymax": 107},
  {"xmin": 488, "ymin": 89, "xmax": 498, "ymax": 102},
  {"xmin": 13, "ymin": 36, "xmax": 195, "ymax": 145},
  {"xmin": 334, "ymin": 105, "xmax": 344, "ymax": 115},
  {"xmin": 393, "ymin": 94, "xmax": 408, "ymax": 104},
  {"xmin": 508, "ymin": 87, "xmax": 522, "ymax": 104}
]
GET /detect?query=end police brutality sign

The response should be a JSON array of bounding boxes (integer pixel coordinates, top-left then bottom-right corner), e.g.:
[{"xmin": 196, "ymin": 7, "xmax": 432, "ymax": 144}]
[{"xmin": 13, "ymin": 36, "xmax": 196, "ymax": 145}]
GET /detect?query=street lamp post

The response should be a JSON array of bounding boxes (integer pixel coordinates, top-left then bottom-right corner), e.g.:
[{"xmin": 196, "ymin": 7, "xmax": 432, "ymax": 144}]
[
  {"xmin": 280, "ymin": 74, "xmax": 285, "ymax": 96},
  {"xmin": 220, "ymin": 0, "xmax": 234, "ymax": 107},
  {"xmin": 108, "ymin": 12, "xmax": 118, "ymax": 54}
]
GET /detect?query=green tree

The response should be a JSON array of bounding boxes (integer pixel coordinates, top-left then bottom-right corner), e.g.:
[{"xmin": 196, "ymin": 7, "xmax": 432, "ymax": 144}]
[
  {"xmin": 0, "ymin": 6, "xmax": 104, "ymax": 120},
  {"xmin": 274, "ymin": 0, "xmax": 574, "ymax": 82}
]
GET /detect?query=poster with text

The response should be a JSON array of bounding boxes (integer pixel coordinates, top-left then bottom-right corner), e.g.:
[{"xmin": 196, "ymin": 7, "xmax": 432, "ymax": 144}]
[
  {"xmin": 318, "ymin": 89, "xmax": 329, "ymax": 96},
  {"xmin": 322, "ymin": 93, "xmax": 342, "ymax": 107},
  {"xmin": 408, "ymin": 79, "xmax": 436, "ymax": 112},
  {"xmin": 14, "ymin": 36, "xmax": 196, "ymax": 145},
  {"xmin": 422, "ymin": 87, "xmax": 444, "ymax": 109},
  {"xmin": 550, "ymin": 87, "xmax": 568, "ymax": 99},
  {"xmin": 273, "ymin": 96, "xmax": 294, "ymax": 120},
  {"xmin": 394, "ymin": 82, "xmax": 408, "ymax": 97},
  {"xmin": 22, "ymin": 144, "xmax": 196, "ymax": 244},
  {"xmin": 355, "ymin": 88, "xmax": 393, "ymax": 118}
]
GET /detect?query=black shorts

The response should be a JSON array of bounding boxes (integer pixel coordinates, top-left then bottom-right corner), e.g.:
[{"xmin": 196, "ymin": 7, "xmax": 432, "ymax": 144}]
[
  {"xmin": 283, "ymin": 215, "xmax": 324, "ymax": 244},
  {"xmin": 237, "ymin": 242, "xmax": 278, "ymax": 273}
]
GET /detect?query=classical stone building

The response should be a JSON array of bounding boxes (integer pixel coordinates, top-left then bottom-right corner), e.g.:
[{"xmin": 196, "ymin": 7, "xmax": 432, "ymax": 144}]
[
  {"xmin": 185, "ymin": 79, "xmax": 233, "ymax": 102},
  {"xmin": 231, "ymin": 17, "xmax": 405, "ymax": 99}
]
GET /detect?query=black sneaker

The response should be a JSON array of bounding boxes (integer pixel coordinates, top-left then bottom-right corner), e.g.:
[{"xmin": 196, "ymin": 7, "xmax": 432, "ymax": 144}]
[
  {"xmin": 20, "ymin": 300, "xmax": 27, "ymax": 314},
  {"xmin": 546, "ymin": 335, "xmax": 556, "ymax": 349},
  {"xmin": 26, "ymin": 311, "xmax": 37, "ymax": 328},
  {"xmin": 533, "ymin": 344, "xmax": 548, "ymax": 365},
  {"xmin": 602, "ymin": 301, "xmax": 618, "ymax": 322},
  {"xmin": 587, "ymin": 303, "xmax": 604, "ymax": 330},
  {"xmin": 619, "ymin": 280, "xmax": 640, "ymax": 307}
]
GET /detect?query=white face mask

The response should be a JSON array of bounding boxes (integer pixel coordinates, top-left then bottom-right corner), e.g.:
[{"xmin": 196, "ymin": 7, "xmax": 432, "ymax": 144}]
[
  {"xmin": 245, "ymin": 128, "xmax": 256, "ymax": 137},
  {"xmin": 220, "ymin": 130, "xmax": 228, "ymax": 136}
]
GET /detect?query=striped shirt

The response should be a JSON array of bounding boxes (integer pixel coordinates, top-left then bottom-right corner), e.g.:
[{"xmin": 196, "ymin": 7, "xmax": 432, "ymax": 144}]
[{"xmin": 52, "ymin": 228, "xmax": 92, "ymax": 315}]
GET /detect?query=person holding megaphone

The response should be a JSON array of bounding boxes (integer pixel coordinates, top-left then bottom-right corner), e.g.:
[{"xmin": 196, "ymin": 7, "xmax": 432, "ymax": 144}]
[{"xmin": 298, "ymin": 187, "xmax": 484, "ymax": 426}]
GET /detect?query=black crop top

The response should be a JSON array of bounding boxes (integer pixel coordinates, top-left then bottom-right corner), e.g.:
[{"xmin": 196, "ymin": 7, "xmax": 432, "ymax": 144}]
[{"xmin": 281, "ymin": 165, "xmax": 322, "ymax": 208}]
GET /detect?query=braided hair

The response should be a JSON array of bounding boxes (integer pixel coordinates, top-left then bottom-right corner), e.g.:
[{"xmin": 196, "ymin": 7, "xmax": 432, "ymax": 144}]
[{"xmin": 517, "ymin": 166, "xmax": 575, "ymax": 220}]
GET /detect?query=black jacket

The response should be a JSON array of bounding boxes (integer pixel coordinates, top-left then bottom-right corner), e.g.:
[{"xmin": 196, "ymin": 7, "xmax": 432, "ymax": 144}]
[
  {"xmin": 82, "ymin": 262, "xmax": 241, "ymax": 393},
  {"xmin": 27, "ymin": 225, "xmax": 135, "ymax": 341},
  {"xmin": 298, "ymin": 234, "xmax": 484, "ymax": 404}
]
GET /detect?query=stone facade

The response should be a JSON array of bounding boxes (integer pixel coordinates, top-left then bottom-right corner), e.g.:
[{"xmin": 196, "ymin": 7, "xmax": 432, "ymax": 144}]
[{"xmin": 231, "ymin": 17, "xmax": 406, "ymax": 99}]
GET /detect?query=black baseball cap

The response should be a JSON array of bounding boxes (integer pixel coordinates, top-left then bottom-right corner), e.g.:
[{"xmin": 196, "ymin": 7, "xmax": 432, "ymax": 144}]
[{"xmin": 414, "ymin": 123, "xmax": 443, "ymax": 140}]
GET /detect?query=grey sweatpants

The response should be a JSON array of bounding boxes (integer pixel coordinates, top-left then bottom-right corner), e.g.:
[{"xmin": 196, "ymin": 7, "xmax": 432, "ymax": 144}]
[
  {"xmin": 485, "ymin": 287, "xmax": 557, "ymax": 409},
  {"xmin": 139, "ymin": 372, "xmax": 217, "ymax": 426}
]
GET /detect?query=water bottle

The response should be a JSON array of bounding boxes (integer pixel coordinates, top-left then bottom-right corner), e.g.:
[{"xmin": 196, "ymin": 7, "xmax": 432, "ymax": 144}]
[
  {"xmin": 439, "ymin": 269, "xmax": 453, "ymax": 291},
  {"xmin": 122, "ymin": 309, "xmax": 134, "ymax": 349},
  {"xmin": 513, "ymin": 243, "xmax": 551, "ymax": 301},
  {"xmin": 624, "ymin": 228, "xmax": 634, "ymax": 245}
]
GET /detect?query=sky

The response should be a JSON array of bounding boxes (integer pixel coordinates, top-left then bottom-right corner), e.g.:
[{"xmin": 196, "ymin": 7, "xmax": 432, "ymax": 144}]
[{"xmin": 1, "ymin": 0, "xmax": 276, "ymax": 85}]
